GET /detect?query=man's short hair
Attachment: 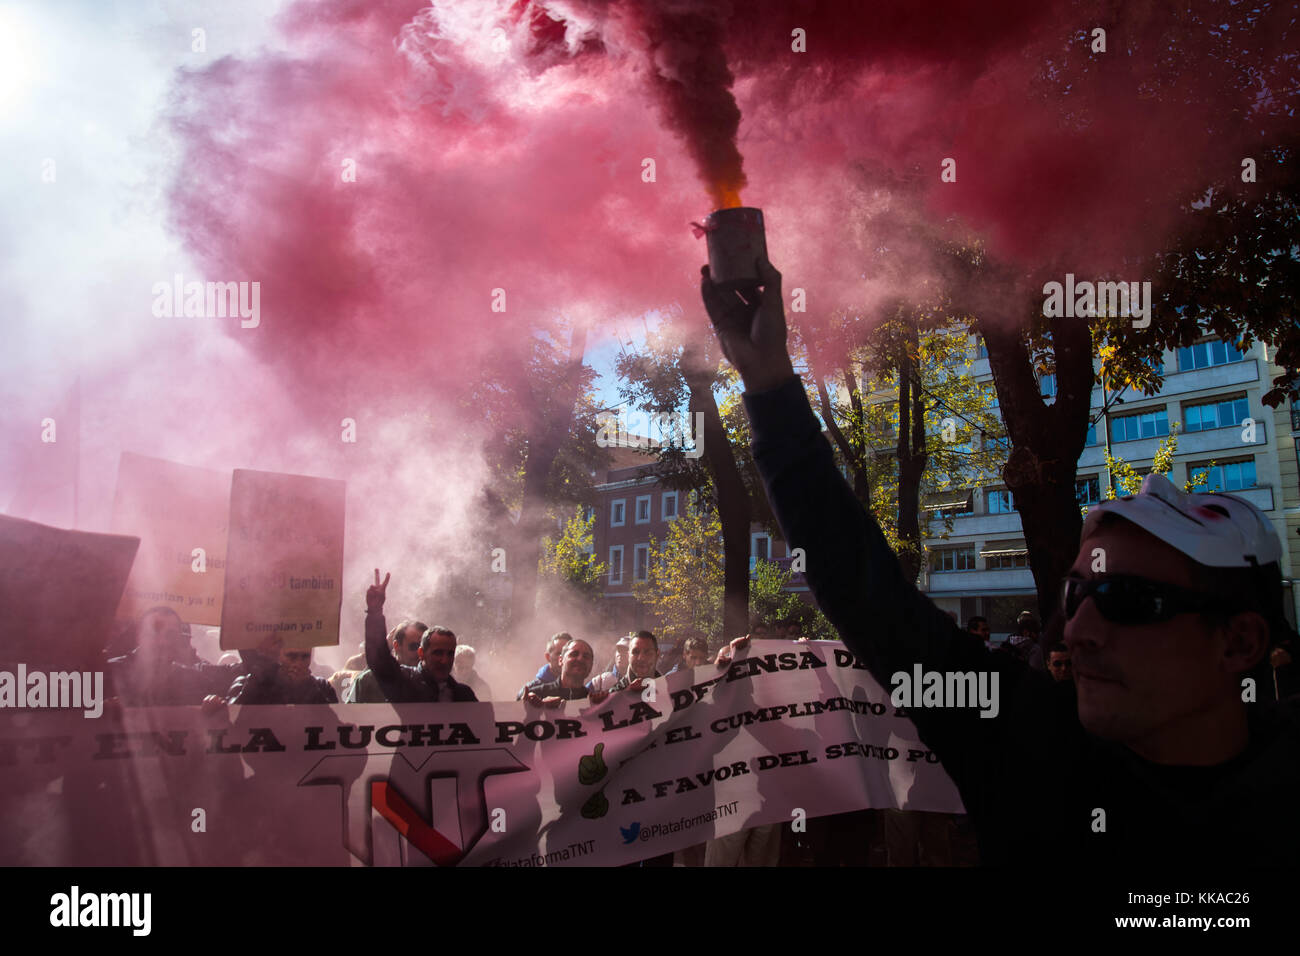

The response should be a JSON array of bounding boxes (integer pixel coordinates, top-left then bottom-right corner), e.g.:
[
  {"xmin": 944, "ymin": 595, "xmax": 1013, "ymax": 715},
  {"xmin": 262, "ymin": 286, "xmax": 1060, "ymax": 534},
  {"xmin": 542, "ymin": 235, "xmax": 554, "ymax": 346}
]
[
  {"xmin": 614, "ymin": 635, "xmax": 631, "ymax": 648},
  {"xmin": 1047, "ymin": 643, "xmax": 1068, "ymax": 657},
  {"xmin": 389, "ymin": 620, "xmax": 429, "ymax": 646},
  {"xmin": 420, "ymin": 626, "xmax": 457, "ymax": 651},
  {"xmin": 454, "ymin": 644, "xmax": 476, "ymax": 661},
  {"xmin": 548, "ymin": 632, "xmax": 572, "ymax": 650},
  {"xmin": 966, "ymin": 615, "xmax": 988, "ymax": 631},
  {"xmin": 629, "ymin": 630, "xmax": 657, "ymax": 649},
  {"xmin": 682, "ymin": 636, "xmax": 708, "ymax": 655}
]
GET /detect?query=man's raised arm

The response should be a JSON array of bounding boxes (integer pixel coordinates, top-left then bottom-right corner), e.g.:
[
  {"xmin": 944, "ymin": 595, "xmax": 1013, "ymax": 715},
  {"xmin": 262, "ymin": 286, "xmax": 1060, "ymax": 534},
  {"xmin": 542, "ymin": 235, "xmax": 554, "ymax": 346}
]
[
  {"xmin": 701, "ymin": 259, "xmax": 993, "ymax": 687},
  {"xmin": 364, "ymin": 569, "xmax": 398, "ymax": 683}
]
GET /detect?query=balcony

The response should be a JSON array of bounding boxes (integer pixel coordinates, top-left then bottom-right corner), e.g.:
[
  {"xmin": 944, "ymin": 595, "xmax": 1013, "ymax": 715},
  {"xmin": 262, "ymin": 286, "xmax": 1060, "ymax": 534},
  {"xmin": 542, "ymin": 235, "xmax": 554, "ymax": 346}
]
[
  {"xmin": 924, "ymin": 567, "xmax": 1036, "ymax": 594},
  {"xmin": 926, "ymin": 511, "xmax": 1023, "ymax": 538}
]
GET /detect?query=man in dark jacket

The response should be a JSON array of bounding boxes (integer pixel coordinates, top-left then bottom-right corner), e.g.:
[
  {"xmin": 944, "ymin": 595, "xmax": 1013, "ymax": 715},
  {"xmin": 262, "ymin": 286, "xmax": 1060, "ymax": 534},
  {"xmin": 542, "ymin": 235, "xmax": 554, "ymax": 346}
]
[
  {"xmin": 365, "ymin": 571, "xmax": 477, "ymax": 703},
  {"xmin": 106, "ymin": 606, "xmax": 247, "ymax": 706},
  {"xmin": 701, "ymin": 255, "xmax": 1299, "ymax": 866},
  {"xmin": 223, "ymin": 644, "xmax": 338, "ymax": 705},
  {"xmin": 525, "ymin": 638, "xmax": 595, "ymax": 706},
  {"xmin": 611, "ymin": 630, "xmax": 662, "ymax": 692}
]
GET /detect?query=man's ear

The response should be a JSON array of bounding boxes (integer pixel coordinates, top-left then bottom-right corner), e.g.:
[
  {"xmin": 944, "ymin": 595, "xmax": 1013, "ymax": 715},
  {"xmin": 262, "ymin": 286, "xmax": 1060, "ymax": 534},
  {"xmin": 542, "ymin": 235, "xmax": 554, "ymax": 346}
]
[{"xmin": 1222, "ymin": 611, "xmax": 1270, "ymax": 674}]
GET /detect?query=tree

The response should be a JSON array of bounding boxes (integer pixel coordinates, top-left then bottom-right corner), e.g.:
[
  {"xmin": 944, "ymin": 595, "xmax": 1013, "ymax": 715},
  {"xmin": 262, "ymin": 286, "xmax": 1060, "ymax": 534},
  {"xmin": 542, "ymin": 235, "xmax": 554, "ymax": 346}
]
[
  {"xmin": 470, "ymin": 322, "xmax": 607, "ymax": 638},
  {"xmin": 538, "ymin": 505, "xmax": 605, "ymax": 600},
  {"xmin": 749, "ymin": 559, "xmax": 838, "ymax": 641},
  {"xmin": 633, "ymin": 499, "xmax": 725, "ymax": 644},
  {"xmin": 949, "ymin": 1, "xmax": 1300, "ymax": 618},
  {"xmin": 617, "ymin": 316, "xmax": 757, "ymax": 639},
  {"xmin": 1103, "ymin": 423, "xmax": 1211, "ymax": 500}
]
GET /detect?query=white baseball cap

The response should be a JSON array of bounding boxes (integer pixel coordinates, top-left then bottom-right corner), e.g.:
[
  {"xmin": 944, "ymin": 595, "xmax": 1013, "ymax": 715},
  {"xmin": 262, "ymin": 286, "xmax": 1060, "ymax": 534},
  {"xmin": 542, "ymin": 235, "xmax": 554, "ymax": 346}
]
[{"xmin": 1082, "ymin": 472, "xmax": 1281, "ymax": 569}]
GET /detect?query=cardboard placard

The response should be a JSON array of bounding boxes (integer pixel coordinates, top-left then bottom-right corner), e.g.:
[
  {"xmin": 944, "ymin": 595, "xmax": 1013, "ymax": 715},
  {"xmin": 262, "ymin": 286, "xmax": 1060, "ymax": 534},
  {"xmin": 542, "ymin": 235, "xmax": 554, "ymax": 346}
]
[
  {"xmin": 0, "ymin": 513, "xmax": 139, "ymax": 667},
  {"xmin": 219, "ymin": 469, "xmax": 345, "ymax": 650},
  {"xmin": 111, "ymin": 452, "xmax": 229, "ymax": 626}
]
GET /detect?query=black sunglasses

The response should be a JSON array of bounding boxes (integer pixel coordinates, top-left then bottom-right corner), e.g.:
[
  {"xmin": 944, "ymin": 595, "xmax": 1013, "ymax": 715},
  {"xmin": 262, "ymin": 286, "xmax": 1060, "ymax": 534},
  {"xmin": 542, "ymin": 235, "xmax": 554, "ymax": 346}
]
[{"xmin": 1061, "ymin": 574, "xmax": 1236, "ymax": 626}]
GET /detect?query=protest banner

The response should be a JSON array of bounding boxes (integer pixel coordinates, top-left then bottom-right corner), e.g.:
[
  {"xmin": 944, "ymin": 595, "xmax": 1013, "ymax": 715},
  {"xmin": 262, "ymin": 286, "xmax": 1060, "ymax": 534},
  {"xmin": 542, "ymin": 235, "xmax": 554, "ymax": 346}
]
[
  {"xmin": 219, "ymin": 469, "xmax": 345, "ymax": 650},
  {"xmin": 0, "ymin": 514, "xmax": 139, "ymax": 668},
  {"xmin": 111, "ymin": 452, "xmax": 229, "ymax": 627},
  {"xmin": 0, "ymin": 641, "xmax": 963, "ymax": 866}
]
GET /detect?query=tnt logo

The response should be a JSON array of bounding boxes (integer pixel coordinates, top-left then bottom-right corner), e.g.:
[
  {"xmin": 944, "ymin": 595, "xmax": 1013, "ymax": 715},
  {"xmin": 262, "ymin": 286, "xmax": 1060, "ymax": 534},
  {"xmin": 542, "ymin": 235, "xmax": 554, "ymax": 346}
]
[
  {"xmin": 300, "ymin": 748, "xmax": 528, "ymax": 866},
  {"xmin": 620, "ymin": 822, "xmax": 642, "ymax": 845}
]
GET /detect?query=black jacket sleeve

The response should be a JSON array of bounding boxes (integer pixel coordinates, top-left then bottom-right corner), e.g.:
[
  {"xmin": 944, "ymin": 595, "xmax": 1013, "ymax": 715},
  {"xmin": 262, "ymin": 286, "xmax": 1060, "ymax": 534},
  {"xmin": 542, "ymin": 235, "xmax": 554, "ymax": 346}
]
[{"xmin": 744, "ymin": 378, "xmax": 1053, "ymax": 794}]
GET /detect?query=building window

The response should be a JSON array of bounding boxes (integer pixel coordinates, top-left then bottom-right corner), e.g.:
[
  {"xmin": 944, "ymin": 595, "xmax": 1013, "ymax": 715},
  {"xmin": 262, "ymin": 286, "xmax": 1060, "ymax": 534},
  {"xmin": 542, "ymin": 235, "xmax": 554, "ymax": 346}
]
[
  {"xmin": 930, "ymin": 547, "xmax": 976, "ymax": 572},
  {"xmin": 610, "ymin": 499, "xmax": 626, "ymax": 527},
  {"xmin": 633, "ymin": 543, "xmax": 650, "ymax": 582},
  {"xmin": 1183, "ymin": 395, "xmax": 1249, "ymax": 432},
  {"xmin": 662, "ymin": 490, "xmax": 678, "ymax": 520},
  {"xmin": 924, "ymin": 491, "xmax": 974, "ymax": 519},
  {"xmin": 634, "ymin": 495, "xmax": 651, "ymax": 524},
  {"xmin": 1290, "ymin": 398, "xmax": 1300, "ymax": 432},
  {"xmin": 986, "ymin": 488, "xmax": 1015, "ymax": 515},
  {"xmin": 1190, "ymin": 458, "xmax": 1257, "ymax": 493},
  {"xmin": 1039, "ymin": 373, "xmax": 1057, "ymax": 399},
  {"xmin": 608, "ymin": 545, "xmax": 624, "ymax": 585},
  {"xmin": 1111, "ymin": 407, "xmax": 1169, "ymax": 442},
  {"xmin": 749, "ymin": 533, "xmax": 771, "ymax": 573},
  {"xmin": 1177, "ymin": 338, "xmax": 1245, "ymax": 372},
  {"xmin": 1085, "ymin": 421, "xmax": 1099, "ymax": 446},
  {"xmin": 984, "ymin": 544, "xmax": 1030, "ymax": 569},
  {"xmin": 1075, "ymin": 475, "xmax": 1101, "ymax": 506},
  {"xmin": 974, "ymin": 337, "xmax": 988, "ymax": 359}
]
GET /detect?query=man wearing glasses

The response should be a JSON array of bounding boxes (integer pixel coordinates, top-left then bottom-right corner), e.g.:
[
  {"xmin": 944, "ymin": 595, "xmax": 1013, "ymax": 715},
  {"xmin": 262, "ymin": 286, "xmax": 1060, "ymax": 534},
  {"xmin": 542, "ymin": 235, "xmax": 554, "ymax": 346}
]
[
  {"xmin": 701, "ymin": 256, "xmax": 1299, "ymax": 865},
  {"xmin": 363, "ymin": 571, "xmax": 478, "ymax": 703},
  {"xmin": 346, "ymin": 619, "xmax": 427, "ymax": 703}
]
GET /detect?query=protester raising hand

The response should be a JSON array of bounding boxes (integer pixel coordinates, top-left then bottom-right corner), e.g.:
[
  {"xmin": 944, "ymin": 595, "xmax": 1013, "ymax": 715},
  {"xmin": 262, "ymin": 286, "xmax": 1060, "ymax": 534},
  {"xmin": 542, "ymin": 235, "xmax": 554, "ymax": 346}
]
[
  {"xmin": 367, "ymin": 569, "xmax": 390, "ymax": 612},
  {"xmin": 700, "ymin": 258, "xmax": 795, "ymax": 394},
  {"xmin": 714, "ymin": 635, "xmax": 752, "ymax": 669}
]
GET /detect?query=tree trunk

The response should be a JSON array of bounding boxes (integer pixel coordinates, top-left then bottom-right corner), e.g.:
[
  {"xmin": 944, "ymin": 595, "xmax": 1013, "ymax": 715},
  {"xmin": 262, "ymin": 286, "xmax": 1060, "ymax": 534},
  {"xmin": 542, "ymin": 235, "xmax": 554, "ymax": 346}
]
[
  {"xmin": 681, "ymin": 343, "xmax": 751, "ymax": 640},
  {"xmin": 509, "ymin": 325, "xmax": 589, "ymax": 638},
  {"xmin": 895, "ymin": 323, "xmax": 927, "ymax": 584},
  {"xmin": 979, "ymin": 310, "xmax": 1092, "ymax": 621}
]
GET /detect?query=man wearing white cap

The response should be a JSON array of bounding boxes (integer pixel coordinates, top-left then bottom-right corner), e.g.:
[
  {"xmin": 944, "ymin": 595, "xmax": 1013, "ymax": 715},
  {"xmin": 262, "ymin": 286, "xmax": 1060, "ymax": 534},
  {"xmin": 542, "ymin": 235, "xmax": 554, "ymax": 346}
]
[{"xmin": 701, "ymin": 255, "xmax": 1299, "ymax": 865}]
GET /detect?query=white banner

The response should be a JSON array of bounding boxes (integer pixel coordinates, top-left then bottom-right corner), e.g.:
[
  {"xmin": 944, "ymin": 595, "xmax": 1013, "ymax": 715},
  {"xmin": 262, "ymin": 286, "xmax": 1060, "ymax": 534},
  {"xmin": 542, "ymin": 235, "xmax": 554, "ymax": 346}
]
[{"xmin": 0, "ymin": 641, "xmax": 962, "ymax": 866}]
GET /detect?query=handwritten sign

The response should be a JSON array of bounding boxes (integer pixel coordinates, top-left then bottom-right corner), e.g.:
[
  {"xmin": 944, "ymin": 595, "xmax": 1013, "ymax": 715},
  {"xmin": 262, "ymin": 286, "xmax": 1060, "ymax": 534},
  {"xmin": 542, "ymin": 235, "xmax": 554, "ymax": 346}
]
[
  {"xmin": 219, "ymin": 469, "xmax": 345, "ymax": 650},
  {"xmin": 111, "ymin": 452, "xmax": 229, "ymax": 626}
]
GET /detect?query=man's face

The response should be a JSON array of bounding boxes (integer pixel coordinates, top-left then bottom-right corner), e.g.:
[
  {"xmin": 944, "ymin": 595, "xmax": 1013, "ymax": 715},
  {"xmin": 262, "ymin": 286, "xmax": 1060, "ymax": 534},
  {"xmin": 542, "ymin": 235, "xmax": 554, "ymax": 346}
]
[
  {"xmin": 629, "ymin": 637, "xmax": 658, "ymax": 678},
  {"xmin": 420, "ymin": 632, "xmax": 458, "ymax": 681},
  {"xmin": 1064, "ymin": 521, "xmax": 1239, "ymax": 749},
  {"xmin": 560, "ymin": 641, "xmax": 594, "ymax": 684},
  {"xmin": 140, "ymin": 611, "xmax": 186, "ymax": 662},
  {"xmin": 1048, "ymin": 650, "xmax": 1072, "ymax": 682},
  {"xmin": 546, "ymin": 640, "xmax": 565, "ymax": 672},
  {"xmin": 614, "ymin": 644, "xmax": 629, "ymax": 672},
  {"xmin": 393, "ymin": 625, "xmax": 423, "ymax": 667},
  {"xmin": 683, "ymin": 645, "xmax": 709, "ymax": 668},
  {"xmin": 970, "ymin": 620, "xmax": 990, "ymax": 641},
  {"xmin": 454, "ymin": 650, "xmax": 474, "ymax": 678},
  {"xmin": 279, "ymin": 648, "xmax": 312, "ymax": 684}
]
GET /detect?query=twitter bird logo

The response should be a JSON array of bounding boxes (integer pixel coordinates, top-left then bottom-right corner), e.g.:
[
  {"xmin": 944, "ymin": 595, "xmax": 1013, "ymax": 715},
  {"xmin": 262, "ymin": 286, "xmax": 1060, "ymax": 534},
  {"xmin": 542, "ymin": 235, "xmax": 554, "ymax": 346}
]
[{"xmin": 620, "ymin": 822, "xmax": 641, "ymax": 845}]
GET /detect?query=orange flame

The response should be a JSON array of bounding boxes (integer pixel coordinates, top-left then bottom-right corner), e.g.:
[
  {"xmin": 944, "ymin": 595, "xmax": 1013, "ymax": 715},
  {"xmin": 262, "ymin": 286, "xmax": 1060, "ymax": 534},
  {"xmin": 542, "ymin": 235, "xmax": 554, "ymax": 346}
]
[{"xmin": 711, "ymin": 181, "xmax": 744, "ymax": 209}]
